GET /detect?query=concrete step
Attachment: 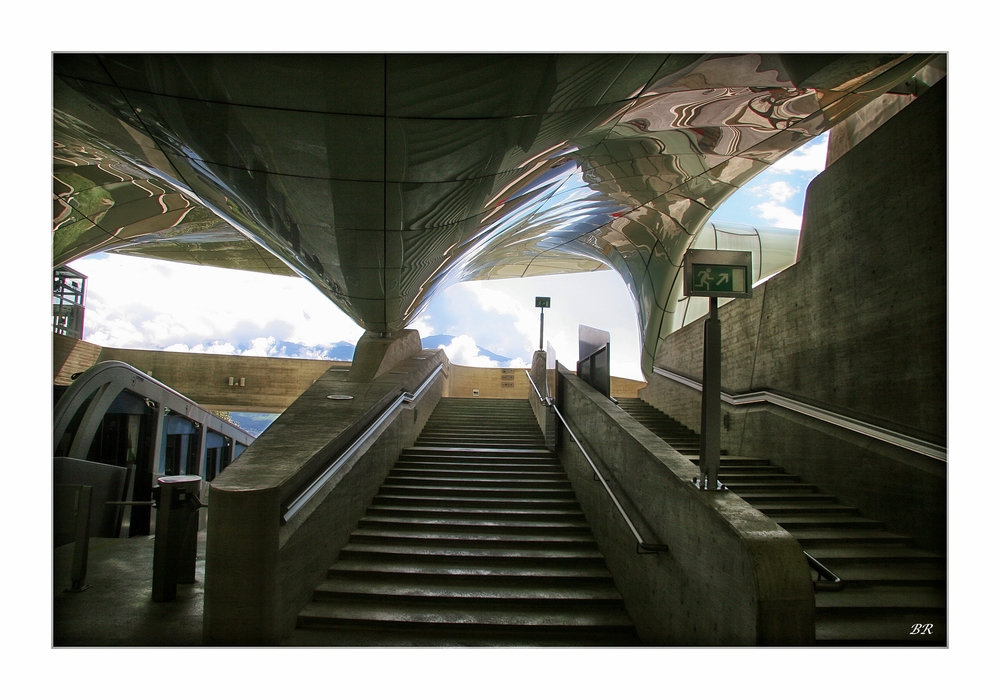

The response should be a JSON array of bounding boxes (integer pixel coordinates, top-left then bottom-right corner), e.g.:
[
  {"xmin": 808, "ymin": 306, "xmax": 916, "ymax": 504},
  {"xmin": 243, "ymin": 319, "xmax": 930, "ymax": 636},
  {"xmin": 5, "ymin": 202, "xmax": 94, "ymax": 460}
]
[
  {"xmin": 365, "ymin": 505, "xmax": 587, "ymax": 521},
  {"xmin": 298, "ymin": 598, "xmax": 635, "ymax": 630},
  {"xmin": 393, "ymin": 457, "xmax": 566, "ymax": 474},
  {"xmin": 718, "ymin": 466, "xmax": 788, "ymax": 475},
  {"xmin": 384, "ymin": 477, "xmax": 571, "ymax": 490},
  {"xmin": 737, "ymin": 492, "xmax": 839, "ymax": 504},
  {"xmin": 372, "ymin": 494, "xmax": 586, "ymax": 509},
  {"xmin": 315, "ymin": 573, "xmax": 622, "ymax": 601},
  {"xmin": 756, "ymin": 503, "xmax": 862, "ymax": 516},
  {"xmin": 390, "ymin": 467, "xmax": 568, "ymax": 480},
  {"xmin": 413, "ymin": 442, "xmax": 549, "ymax": 451},
  {"xmin": 377, "ymin": 484, "xmax": 578, "ymax": 499},
  {"xmin": 330, "ymin": 555, "xmax": 615, "ymax": 578},
  {"xmin": 692, "ymin": 456, "xmax": 772, "ymax": 466},
  {"xmin": 815, "ymin": 614, "xmax": 946, "ymax": 645},
  {"xmin": 293, "ymin": 395, "xmax": 638, "ymax": 646},
  {"xmin": 350, "ymin": 527, "xmax": 597, "ymax": 545},
  {"xmin": 815, "ymin": 585, "xmax": 945, "ymax": 613},
  {"xmin": 340, "ymin": 541, "xmax": 601, "ymax": 558},
  {"xmin": 789, "ymin": 529, "xmax": 914, "ymax": 546},
  {"xmin": 802, "ymin": 544, "xmax": 943, "ymax": 565},
  {"xmin": 772, "ymin": 515, "xmax": 886, "ymax": 529},
  {"xmin": 725, "ymin": 482, "xmax": 819, "ymax": 492},
  {"xmin": 812, "ymin": 561, "xmax": 945, "ymax": 585},
  {"xmin": 359, "ymin": 516, "xmax": 591, "ymax": 534},
  {"xmin": 296, "ymin": 598, "xmax": 639, "ymax": 646},
  {"xmin": 719, "ymin": 474, "xmax": 803, "ymax": 483}
]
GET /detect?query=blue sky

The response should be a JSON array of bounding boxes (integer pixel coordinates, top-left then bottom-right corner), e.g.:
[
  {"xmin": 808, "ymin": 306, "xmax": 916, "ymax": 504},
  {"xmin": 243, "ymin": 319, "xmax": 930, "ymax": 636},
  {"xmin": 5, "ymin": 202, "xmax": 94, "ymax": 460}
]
[{"xmin": 71, "ymin": 134, "xmax": 829, "ymax": 381}]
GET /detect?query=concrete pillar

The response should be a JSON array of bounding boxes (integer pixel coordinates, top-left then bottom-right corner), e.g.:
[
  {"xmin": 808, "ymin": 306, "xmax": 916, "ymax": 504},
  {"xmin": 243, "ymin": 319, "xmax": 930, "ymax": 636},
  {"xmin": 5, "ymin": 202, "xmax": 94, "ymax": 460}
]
[{"xmin": 347, "ymin": 330, "xmax": 423, "ymax": 382}]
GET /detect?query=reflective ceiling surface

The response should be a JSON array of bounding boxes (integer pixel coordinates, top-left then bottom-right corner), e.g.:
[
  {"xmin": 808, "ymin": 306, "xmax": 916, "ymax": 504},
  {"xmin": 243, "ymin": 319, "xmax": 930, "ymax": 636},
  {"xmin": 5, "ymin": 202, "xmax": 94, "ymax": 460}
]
[{"xmin": 52, "ymin": 54, "xmax": 936, "ymax": 375}]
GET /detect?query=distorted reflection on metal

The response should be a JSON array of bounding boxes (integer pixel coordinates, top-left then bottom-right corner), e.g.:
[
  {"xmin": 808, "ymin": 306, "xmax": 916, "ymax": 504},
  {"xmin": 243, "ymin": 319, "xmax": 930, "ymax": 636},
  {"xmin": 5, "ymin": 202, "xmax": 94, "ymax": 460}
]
[{"xmin": 52, "ymin": 54, "xmax": 940, "ymax": 376}]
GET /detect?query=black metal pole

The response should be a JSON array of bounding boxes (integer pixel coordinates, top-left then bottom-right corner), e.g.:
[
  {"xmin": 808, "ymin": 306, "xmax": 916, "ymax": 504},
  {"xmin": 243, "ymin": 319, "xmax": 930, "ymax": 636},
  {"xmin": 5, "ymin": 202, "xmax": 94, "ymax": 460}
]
[
  {"xmin": 699, "ymin": 297, "xmax": 721, "ymax": 490},
  {"xmin": 539, "ymin": 307, "xmax": 544, "ymax": 350}
]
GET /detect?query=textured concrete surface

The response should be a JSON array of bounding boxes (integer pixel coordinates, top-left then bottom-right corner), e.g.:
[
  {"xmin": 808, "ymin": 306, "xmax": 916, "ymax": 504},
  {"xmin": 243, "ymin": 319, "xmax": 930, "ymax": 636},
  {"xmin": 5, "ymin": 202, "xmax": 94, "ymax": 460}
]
[
  {"xmin": 641, "ymin": 80, "xmax": 946, "ymax": 552},
  {"xmin": 53, "ymin": 533, "xmax": 204, "ymax": 646},
  {"xmin": 204, "ymin": 343, "xmax": 447, "ymax": 644},
  {"xmin": 557, "ymin": 368, "xmax": 814, "ymax": 645}
]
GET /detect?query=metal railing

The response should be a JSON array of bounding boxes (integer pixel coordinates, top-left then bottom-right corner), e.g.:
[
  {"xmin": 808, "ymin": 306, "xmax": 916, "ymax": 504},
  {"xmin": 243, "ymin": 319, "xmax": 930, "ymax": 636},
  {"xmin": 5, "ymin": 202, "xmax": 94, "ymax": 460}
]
[
  {"xmin": 804, "ymin": 550, "xmax": 845, "ymax": 592},
  {"xmin": 652, "ymin": 366, "xmax": 946, "ymax": 462},
  {"xmin": 282, "ymin": 364, "xmax": 444, "ymax": 524},
  {"xmin": 525, "ymin": 370, "xmax": 668, "ymax": 554}
]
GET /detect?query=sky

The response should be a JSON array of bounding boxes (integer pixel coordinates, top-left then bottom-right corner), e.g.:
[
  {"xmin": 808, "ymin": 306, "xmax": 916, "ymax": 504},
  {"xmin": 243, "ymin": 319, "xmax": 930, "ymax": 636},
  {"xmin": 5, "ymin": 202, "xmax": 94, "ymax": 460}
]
[{"xmin": 69, "ymin": 134, "xmax": 831, "ymax": 382}]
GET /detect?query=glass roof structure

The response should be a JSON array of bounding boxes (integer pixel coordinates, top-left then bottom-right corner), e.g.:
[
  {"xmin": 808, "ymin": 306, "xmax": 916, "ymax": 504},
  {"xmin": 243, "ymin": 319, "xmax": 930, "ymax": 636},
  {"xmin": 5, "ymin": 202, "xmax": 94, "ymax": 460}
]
[{"xmin": 52, "ymin": 54, "xmax": 936, "ymax": 375}]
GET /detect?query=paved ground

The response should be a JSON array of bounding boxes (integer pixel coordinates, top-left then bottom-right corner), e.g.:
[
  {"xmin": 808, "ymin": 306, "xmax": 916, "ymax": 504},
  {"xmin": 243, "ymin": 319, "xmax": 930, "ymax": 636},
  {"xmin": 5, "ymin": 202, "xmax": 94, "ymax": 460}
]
[{"xmin": 53, "ymin": 532, "xmax": 205, "ymax": 646}]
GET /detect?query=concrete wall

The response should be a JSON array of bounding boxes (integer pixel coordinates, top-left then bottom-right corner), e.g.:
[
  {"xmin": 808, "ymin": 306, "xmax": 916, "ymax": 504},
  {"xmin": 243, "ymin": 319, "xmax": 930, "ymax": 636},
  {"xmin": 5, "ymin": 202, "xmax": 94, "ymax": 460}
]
[
  {"xmin": 97, "ymin": 347, "xmax": 344, "ymax": 414},
  {"xmin": 641, "ymin": 80, "xmax": 946, "ymax": 551},
  {"xmin": 55, "ymin": 334, "xmax": 644, "ymax": 408},
  {"xmin": 558, "ymin": 368, "xmax": 814, "ymax": 645},
  {"xmin": 203, "ymin": 349, "xmax": 447, "ymax": 644},
  {"xmin": 53, "ymin": 334, "xmax": 102, "ymax": 386}
]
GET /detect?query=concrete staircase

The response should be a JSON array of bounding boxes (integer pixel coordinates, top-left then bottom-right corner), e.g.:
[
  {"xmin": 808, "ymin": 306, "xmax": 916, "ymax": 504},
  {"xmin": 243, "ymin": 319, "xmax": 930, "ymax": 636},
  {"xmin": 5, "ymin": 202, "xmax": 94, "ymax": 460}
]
[
  {"xmin": 292, "ymin": 398, "xmax": 639, "ymax": 646},
  {"xmin": 616, "ymin": 397, "xmax": 945, "ymax": 646}
]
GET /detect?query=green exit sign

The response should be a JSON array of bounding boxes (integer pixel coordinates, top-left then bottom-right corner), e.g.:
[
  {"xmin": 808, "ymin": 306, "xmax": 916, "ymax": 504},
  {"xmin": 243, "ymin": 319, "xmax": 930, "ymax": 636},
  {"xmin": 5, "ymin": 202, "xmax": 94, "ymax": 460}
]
[
  {"xmin": 535, "ymin": 296, "xmax": 551, "ymax": 308},
  {"xmin": 691, "ymin": 264, "xmax": 746, "ymax": 293},
  {"xmin": 684, "ymin": 250, "xmax": 753, "ymax": 299}
]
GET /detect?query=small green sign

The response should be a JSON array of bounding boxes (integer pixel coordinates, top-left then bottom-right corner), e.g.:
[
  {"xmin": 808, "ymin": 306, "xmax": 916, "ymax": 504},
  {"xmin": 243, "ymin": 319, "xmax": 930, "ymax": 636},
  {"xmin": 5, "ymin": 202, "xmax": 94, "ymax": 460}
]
[
  {"xmin": 691, "ymin": 264, "xmax": 746, "ymax": 294},
  {"xmin": 535, "ymin": 296, "xmax": 551, "ymax": 308}
]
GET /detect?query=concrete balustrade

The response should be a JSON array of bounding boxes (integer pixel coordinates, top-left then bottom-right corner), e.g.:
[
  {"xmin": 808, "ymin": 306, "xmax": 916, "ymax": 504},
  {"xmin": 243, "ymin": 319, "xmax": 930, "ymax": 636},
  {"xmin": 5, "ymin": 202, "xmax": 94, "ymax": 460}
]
[
  {"xmin": 203, "ymin": 333, "xmax": 448, "ymax": 645},
  {"xmin": 555, "ymin": 367, "xmax": 814, "ymax": 645}
]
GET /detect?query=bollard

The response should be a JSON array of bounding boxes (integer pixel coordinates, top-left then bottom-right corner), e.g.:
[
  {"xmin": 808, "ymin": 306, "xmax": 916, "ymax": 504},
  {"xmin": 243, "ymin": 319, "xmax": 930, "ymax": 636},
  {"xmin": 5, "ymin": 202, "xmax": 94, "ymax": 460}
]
[{"xmin": 151, "ymin": 475, "xmax": 203, "ymax": 602}]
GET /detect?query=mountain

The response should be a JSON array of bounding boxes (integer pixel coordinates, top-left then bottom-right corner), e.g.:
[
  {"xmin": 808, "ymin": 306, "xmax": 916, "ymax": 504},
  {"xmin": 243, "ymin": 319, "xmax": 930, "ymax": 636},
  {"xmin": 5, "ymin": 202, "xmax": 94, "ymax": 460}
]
[{"xmin": 268, "ymin": 339, "xmax": 355, "ymax": 361}]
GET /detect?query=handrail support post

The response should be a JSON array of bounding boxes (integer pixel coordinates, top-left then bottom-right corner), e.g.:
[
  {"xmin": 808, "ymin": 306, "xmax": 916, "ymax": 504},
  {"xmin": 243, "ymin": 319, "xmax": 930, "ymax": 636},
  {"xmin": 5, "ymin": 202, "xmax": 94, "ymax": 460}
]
[{"xmin": 699, "ymin": 298, "xmax": 722, "ymax": 490}]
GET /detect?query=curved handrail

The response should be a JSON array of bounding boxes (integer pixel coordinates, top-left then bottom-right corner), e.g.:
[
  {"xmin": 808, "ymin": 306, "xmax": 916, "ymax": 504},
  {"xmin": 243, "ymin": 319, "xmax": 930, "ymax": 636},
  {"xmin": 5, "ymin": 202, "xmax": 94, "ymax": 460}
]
[
  {"xmin": 282, "ymin": 363, "xmax": 444, "ymax": 524},
  {"xmin": 525, "ymin": 371, "xmax": 668, "ymax": 554},
  {"xmin": 652, "ymin": 366, "xmax": 946, "ymax": 462}
]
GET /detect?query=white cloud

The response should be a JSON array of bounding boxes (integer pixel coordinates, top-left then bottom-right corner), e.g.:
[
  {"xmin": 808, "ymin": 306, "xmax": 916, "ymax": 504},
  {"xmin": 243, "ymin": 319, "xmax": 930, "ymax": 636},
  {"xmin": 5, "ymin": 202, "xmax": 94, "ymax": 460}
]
[
  {"xmin": 242, "ymin": 337, "xmax": 277, "ymax": 356},
  {"xmin": 752, "ymin": 201, "xmax": 803, "ymax": 229},
  {"xmin": 769, "ymin": 136, "xmax": 828, "ymax": 174},
  {"xmin": 439, "ymin": 335, "xmax": 500, "ymax": 367},
  {"xmin": 408, "ymin": 314, "xmax": 435, "ymax": 338},
  {"xmin": 72, "ymin": 255, "xmax": 364, "ymax": 351},
  {"xmin": 763, "ymin": 181, "xmax": 797, "ymax": 203}
]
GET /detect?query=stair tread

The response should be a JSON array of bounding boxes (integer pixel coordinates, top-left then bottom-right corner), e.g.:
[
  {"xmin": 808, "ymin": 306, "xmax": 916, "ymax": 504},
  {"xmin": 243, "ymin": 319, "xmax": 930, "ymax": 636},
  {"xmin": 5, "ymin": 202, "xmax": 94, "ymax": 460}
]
[
  {"xmin": 298, "ymin": 599, "xmax": 635, "ymax": 628},
  {"xmin": 816, "ymin": 615, "xmax": 946, "ymax": 644},
  {"xmin": 316, "ymin": 578, "xmax": 621, "ymax": 600},
  {"xmin": 790, "ymin": 529, "xmax": 912, "ymax": 542},
  {"xmin": 330, "ymin": 558, "xmax": 615, "ymax": 577},
  {"xmin": 815, "ymin": 585, "xmax": 945, "ymax": 609},
  {"xmin": 341, "ymin": 542, "xmax": 601, "ymax": 557},
  {"xmin": 351, "ymin": 529, "xmax": 597, "ymax": 544},
  {"xmin": 773, "ymin": 515, "xmax": 880, "ymax": 526},
  {"xmin": 802, "ymin": 545, "xmax": 942, "ymax": 561}
]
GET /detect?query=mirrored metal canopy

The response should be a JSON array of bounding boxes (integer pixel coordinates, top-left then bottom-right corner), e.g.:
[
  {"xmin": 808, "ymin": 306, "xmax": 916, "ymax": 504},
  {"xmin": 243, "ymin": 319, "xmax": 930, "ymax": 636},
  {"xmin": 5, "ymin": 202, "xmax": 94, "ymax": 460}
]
[{"xmin": 52, "ymin": 53, "xmax": 936, "ymax": 375}]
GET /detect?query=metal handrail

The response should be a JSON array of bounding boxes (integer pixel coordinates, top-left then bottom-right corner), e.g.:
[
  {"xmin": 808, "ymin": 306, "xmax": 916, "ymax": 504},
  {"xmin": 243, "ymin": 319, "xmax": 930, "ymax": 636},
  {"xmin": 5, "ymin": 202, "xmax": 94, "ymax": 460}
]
[
  {"xmin": 282, "ymin": 364, "xmax": 444, "ymax": 524},
  {"xmin": 525, "ymin": 371, "xmax": 668, "ymax": 554},
  {"xmin": 804, "ymin": 550, "xmax": 845, "ymax": 592},
  {"xmin": 652, "ymin": 366, "xmax": 946, "ymax": 462}
]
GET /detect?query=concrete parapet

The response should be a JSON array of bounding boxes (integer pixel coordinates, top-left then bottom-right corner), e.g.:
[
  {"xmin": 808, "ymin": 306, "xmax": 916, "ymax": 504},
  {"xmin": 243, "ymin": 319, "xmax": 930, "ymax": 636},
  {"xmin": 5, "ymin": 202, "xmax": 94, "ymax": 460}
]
[
  {"xmin": 203, "ymin": 347, "xmax": 447, "ymax": 644},
  {"xmin": 557, "ymin": 367, "xmax": 814, "ymax": 645}
]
